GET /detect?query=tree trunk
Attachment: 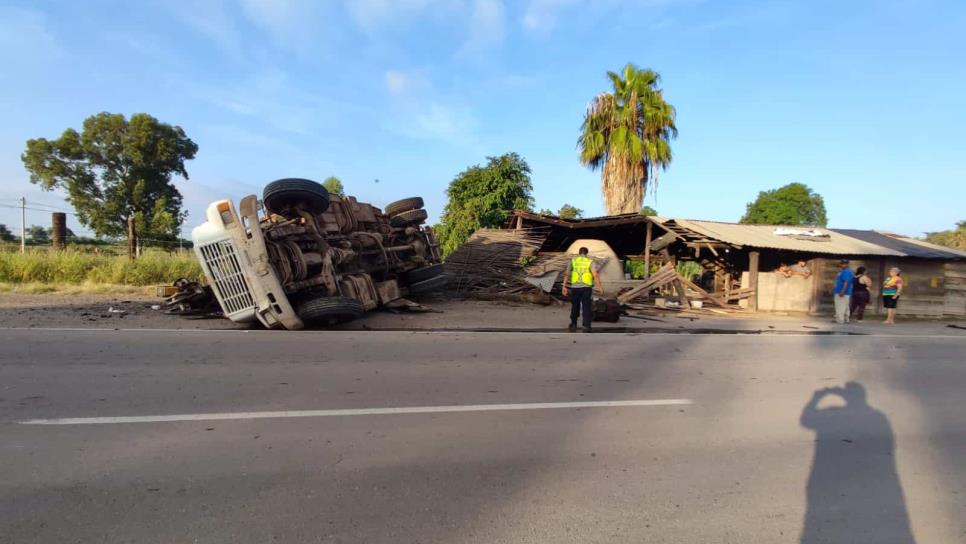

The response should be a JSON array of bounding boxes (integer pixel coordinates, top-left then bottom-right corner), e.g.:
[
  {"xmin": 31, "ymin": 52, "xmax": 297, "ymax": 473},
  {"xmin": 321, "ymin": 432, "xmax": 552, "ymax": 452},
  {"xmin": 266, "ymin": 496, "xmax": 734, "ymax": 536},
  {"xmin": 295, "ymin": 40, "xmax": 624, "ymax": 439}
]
[{"xmin": 127, "ymin": 216, "xmax": 137, "ymax": 260}]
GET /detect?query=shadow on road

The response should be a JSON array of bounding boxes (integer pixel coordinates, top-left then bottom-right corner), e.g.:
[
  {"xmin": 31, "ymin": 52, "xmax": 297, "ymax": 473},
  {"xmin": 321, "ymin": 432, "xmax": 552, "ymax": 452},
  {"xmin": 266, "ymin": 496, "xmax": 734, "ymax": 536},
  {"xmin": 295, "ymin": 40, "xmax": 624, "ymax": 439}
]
[{"xmin": 799, "ymin": 382, "xmax": 915, "ymax": 544}]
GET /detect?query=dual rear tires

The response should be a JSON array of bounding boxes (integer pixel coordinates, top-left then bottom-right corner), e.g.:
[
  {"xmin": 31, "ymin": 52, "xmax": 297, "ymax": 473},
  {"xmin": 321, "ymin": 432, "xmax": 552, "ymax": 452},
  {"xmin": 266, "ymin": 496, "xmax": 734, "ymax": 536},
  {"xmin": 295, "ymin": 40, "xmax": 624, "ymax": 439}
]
[{"xmin": 384, "ymin": 197, "xmax": 427, "ymax": 227}]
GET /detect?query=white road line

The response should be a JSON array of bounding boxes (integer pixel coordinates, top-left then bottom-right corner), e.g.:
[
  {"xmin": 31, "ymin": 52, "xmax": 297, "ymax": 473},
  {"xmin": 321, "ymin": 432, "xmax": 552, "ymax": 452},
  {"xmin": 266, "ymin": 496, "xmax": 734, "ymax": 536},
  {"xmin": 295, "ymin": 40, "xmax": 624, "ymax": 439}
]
[{"xmin": 18, "ymin": 399, "xmax": 693, "ymax": 425}]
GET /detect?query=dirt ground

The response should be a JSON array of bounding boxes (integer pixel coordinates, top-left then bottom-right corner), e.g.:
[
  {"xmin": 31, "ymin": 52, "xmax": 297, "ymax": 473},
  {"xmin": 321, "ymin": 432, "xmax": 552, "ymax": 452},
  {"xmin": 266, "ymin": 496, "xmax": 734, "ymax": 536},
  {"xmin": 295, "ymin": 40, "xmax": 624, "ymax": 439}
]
[{"xmin": 0, "ymin": 291, "xmax": 963, "ymax": 336}]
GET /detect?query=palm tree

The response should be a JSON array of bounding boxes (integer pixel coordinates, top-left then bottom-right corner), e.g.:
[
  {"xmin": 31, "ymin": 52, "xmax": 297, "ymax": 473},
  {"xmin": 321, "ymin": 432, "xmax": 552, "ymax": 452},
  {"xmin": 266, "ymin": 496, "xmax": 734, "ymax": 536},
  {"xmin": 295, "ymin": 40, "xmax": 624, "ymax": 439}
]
[{"xmin": 578, "ymin": 64, "xmax": 677, "ymax": 215}]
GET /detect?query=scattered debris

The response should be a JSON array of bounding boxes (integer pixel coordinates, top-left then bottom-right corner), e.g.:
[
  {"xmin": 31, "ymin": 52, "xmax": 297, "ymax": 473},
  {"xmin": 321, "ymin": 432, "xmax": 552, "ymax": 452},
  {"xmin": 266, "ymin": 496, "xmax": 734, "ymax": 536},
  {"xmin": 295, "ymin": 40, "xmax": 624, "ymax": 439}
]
[
  {"xmin": 444, "ymin": 227, "xmax": 549, "ymax": 296},
  {"xmin": 162, "ymin": 278, "xmax": 223, "ymax": 318},
  {"xmin": 592, "ymin": 298, "xmax": 622, "ymax": 323}
]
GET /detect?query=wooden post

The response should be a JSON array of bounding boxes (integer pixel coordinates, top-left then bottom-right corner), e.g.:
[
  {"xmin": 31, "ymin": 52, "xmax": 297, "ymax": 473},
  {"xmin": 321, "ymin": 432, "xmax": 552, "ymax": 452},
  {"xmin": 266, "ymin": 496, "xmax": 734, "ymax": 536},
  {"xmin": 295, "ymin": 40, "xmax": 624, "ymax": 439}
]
[
  {"xmin": 127, "ymin": 216, "xmax": 137, "ymax": 260},
  {"xmin": 809, "ymin": 259, "xmax": 823, "ymax": 315},
  {"xmin": 51, "ymin": 213, "xmax": 67, "ymax": 251},
  {"xmin": 643, "ymin": 221, "xmax": 653, "ymax": 278},
  {"xmin": 514, "ymin": 214, "xmax": 523, "ymax": 230},
  {"xmin": 748, "ymin": 251, "xmax": 760, "ymax": 312}
]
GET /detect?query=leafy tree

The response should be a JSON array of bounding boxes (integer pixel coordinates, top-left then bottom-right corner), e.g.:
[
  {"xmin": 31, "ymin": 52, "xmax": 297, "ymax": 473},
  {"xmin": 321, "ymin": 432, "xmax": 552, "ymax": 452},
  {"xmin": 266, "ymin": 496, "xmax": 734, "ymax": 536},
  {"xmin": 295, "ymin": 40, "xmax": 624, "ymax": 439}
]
[
  {"xmin": 740, "ymin": 183, "xmax": 828, "ymax": 226},
  {"xmin": 322, "ymin": 176, "xmax": 344, "ymax": 195},
  {"xmin": 22, "ymin": 112, "xmax": 198, "ymax": 249},
  {"xmin": 538, "ymin": 208, "xmax": 554, "ymax": 216},
  {"xmin": 557, "ymin": 204, "xmax": 583, "ymax": 219},
  {"xmin": 437, "ymin": 152, "xmax": 534, "ymax": 256},
  {"xmin": 640, "ymin": 205, "xmax": 658, "ymax": 216},
  {"xmin": 579, "ymin": 63, "xmax": 677, "ymax": 215},
  {"xmin": 0, "ymin": 224, "xmax": 14, "ymax": 242},
  {"xmin": 26, "ymin": 225, "xmax": 50, "ymax": 244},
  {"xmin": 924, "ymin": 220, "xmax": 966, "ymax": 250}
]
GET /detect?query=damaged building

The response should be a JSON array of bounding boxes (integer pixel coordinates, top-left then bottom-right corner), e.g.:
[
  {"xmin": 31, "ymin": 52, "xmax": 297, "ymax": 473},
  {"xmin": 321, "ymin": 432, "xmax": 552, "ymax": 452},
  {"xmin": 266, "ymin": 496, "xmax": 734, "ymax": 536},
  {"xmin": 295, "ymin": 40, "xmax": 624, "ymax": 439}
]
[{"xmin": 485, "ymin": 210, "xmax": 966, "ymax": 319}]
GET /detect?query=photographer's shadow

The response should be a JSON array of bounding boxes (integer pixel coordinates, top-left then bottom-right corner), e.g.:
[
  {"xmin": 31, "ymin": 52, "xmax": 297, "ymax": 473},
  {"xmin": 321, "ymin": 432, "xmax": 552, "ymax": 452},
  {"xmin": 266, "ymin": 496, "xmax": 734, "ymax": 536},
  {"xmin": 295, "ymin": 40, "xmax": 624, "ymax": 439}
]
[{"xmin": 799, "ymin": 382, "xmax": 915, "ymax": 544}]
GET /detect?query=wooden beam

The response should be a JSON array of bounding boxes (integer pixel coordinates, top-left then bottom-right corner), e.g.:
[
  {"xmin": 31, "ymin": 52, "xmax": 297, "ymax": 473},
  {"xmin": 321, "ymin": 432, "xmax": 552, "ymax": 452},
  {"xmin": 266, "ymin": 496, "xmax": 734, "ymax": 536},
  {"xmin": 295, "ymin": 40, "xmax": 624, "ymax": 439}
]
[
  {"xmin": 643, "ymin": 220, "xmax": 653, "ymax": 279},
  {"xmin": 748, "ymin": 251, "xmax": 760, "ymax": 312},
  {"xmin": 677, "ymin": 273, "xmax": 730, "ymax": 308},
  {"xmin": 705, "ymin": 243, "xmax": 719, "ymax": 257}
]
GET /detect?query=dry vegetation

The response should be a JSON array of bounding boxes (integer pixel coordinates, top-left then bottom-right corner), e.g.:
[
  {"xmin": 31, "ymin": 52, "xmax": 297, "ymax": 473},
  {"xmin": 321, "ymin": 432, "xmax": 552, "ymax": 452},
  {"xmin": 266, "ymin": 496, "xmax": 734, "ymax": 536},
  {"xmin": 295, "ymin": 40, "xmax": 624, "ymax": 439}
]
[{"xmin": 0, "ymin": 249, "xmax": 202, "ymax": 292}]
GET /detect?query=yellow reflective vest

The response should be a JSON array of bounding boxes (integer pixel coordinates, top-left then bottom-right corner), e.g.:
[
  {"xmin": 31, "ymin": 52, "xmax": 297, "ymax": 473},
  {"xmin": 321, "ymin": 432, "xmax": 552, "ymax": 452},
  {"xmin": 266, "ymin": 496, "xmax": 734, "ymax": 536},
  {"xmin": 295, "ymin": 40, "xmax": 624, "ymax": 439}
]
[{"xmin": 570, "ymin": 256, "xmax": 594, "ymax": 286}]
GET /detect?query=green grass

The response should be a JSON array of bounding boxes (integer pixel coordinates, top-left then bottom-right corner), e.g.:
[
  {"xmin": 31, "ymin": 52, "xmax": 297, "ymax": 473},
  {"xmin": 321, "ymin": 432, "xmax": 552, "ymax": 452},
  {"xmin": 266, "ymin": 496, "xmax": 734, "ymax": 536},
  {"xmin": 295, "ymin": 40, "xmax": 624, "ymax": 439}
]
[{"xmin": 0, "ymin": 250, "xmax": 203, "ymax": 286}]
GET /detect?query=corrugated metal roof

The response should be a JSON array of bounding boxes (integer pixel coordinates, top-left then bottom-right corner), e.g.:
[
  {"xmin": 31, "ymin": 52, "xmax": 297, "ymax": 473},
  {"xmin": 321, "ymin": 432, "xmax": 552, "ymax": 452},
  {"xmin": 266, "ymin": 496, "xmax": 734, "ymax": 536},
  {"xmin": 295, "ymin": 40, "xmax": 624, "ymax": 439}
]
[
  {"xmin": 833, "ymin": 229, "xmax": 966, "ymax": 259},
  {"xmin": 653, "ymin": 218, "xmax": 905, "ymax": 256}
]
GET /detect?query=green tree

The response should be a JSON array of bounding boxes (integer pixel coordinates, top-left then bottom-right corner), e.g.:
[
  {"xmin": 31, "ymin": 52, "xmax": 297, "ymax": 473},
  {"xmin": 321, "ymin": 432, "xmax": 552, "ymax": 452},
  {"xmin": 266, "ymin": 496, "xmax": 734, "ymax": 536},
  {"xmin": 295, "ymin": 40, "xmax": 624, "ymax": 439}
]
[
  {"xmin": 579, "ymin": 63, "xmax": 677, "ymax": 215},
  {"xmin": 437, "ymin": 152, "xmax": 534, "ymax": 256},
  {"xmin": 740, "ymin": 183, "xmax": 828, "ymax": 226},
  {"xmin": 538, "ymin": 208, "xmax": 554, "ymax": 216},
  {"xmin": 557, "ymin": 204, "xmax": 583, "ymax": 219},
  {"xmin": 640, "ymin": 205, "xmax": 658, "ymax": 216},
  {"xmin": 26, "ymin": 225, "xmax": 50, "ymax": 244},
  {"xmin": 0, "ymin": 224, "xmax": 14, "ymax": 242},
  {"xmin": 21, "ymin": 112, "xmax": 198, "ymax": 249},
  {"xmin": 924, "ymin": 220, "xmax": 966, "ymax": 250},
  {"xmin": 322, "ymin": 176, "xmax": 344, "ymax": 195}
]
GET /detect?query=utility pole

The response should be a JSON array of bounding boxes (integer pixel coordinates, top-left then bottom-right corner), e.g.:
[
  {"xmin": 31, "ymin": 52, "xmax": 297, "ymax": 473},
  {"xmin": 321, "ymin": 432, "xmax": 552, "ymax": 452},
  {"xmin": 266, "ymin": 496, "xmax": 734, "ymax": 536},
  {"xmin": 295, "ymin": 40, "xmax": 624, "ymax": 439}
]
[{"xmin": 20, "ymin": 197, "xmax": 26, "ymax": 254}]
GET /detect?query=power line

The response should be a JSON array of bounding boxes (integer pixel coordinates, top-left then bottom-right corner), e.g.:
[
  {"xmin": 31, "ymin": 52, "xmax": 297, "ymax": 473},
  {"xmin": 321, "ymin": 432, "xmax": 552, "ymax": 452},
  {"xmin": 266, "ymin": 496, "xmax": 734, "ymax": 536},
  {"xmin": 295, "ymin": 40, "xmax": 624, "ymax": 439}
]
[{"xmin": 0, "ymin": 203, "xmax": 78, "ymax": 215}]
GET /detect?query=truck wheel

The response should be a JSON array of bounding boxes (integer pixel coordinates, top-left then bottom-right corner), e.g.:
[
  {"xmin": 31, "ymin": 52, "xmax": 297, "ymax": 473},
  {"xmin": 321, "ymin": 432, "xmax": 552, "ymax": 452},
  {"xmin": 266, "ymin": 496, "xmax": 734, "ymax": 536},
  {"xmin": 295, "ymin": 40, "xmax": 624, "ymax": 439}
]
[
  {"xmin": 296, "ymin": 295, "xmax": 364, "ymax": 324},
  {"xmin": 389, "ymin": 208, "xmax": 428, "ymax": 227},
  {"xmin": 264, "ymin": 178, "xmax": 330, "ymax": 216},
  {"xmin": 384, "ymin": 197, "xmax": 424, "ymax": 217},
  {"xmin": 407, "ymin": 274, "xmax": 448, "ymax": 295},
  {"xmin": 405, "ymin": 263, "xmax": 444, "ymax": 284}
]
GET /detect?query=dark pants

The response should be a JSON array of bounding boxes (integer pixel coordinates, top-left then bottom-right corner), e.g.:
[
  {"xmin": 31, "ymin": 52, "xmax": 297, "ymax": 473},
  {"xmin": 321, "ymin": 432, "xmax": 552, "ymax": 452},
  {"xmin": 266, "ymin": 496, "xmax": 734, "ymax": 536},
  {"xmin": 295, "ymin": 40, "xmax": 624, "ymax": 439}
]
[
  {"xmin": 850, "ymin": 290, "xmax": 870, "ymax": 320},
  {"xmin": 569, "ymin": 287, "xmax": 593, "ymax": 328}
]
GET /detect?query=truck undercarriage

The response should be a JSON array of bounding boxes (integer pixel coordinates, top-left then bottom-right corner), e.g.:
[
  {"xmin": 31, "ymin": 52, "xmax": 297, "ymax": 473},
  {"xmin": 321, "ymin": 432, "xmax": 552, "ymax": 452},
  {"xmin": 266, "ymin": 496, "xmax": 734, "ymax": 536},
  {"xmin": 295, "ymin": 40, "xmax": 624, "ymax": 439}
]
[{"xmin": 192, "ymin": 178, "xmax": 444, "ymax": 330}]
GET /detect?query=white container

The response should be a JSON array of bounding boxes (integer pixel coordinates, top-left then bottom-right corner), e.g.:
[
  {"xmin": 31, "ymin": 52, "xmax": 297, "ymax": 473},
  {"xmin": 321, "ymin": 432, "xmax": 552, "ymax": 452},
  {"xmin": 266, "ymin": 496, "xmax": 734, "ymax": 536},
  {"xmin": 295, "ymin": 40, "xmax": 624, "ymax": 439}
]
[{"xmin": 690, "ymin": 300, "xmax": 704, "ymax": 309}]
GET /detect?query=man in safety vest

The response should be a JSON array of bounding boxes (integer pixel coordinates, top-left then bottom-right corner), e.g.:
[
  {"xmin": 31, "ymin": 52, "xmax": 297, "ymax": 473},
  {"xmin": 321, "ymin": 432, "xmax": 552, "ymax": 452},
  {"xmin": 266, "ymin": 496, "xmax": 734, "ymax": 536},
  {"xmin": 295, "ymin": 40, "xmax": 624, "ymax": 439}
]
[{"xmin": 561, "ymin": 247, "xmax": 603, "ymax": 332}]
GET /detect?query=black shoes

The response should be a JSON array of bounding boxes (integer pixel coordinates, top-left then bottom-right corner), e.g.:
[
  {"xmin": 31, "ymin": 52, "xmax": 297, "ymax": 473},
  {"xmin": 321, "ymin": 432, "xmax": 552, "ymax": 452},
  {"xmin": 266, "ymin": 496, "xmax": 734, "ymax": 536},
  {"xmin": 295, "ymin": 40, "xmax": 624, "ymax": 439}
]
[
  {"xmin": 582, "ymin": 327, "xmax": 592, "ymax": 333},
  {"xmin": 568, "ymin": 323, "xmax": 577, "ymax": 332}
]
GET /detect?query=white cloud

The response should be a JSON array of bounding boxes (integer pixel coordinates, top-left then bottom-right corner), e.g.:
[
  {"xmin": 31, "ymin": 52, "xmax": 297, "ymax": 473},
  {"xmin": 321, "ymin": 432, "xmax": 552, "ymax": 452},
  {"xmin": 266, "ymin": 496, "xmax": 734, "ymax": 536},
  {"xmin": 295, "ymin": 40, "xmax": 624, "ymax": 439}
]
[
  {"xmin": 522, "ymin": 0, "xmax": 578, "ymax": 35},
  {"xmin": 384, "ymin": 70, "xmax": 430, "ymax": 97},
  {"xmin": 410, "ymin": 103, "xmax": 478, "ymax": 143},
  {"xmin": 238, "ymin": 0, "xmax": 323, "ymax": 53},
  {"xmin": 0, "ymin": 6, "xmax": 61, "ymax": 65},
  {"xmin": 459, "ymin": 0, "xmax": 506, "ymax": 54},
  {"xmin": 345, "ymin": 0, "xmax": 445, "ymax": 31},
  {"xmin": 168, "ymin": 0, "xmax": 245, "ymax": 61}
]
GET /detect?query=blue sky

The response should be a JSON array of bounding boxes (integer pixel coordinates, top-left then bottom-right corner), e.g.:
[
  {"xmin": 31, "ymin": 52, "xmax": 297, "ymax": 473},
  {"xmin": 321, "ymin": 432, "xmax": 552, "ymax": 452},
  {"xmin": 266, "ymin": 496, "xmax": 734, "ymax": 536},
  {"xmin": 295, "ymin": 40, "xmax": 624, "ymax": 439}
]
[{"xmin": 1, "ymin": 0, "xmax": 964, "ymax": 238}]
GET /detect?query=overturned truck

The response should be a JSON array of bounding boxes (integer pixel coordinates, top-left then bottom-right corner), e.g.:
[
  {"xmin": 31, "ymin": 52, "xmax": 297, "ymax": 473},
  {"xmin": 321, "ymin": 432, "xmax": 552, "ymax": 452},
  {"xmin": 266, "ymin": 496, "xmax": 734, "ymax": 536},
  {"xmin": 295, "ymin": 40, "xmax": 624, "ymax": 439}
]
[{"xmin": 191, "ymin": 178, "xmax": 444, "ymax": 330}]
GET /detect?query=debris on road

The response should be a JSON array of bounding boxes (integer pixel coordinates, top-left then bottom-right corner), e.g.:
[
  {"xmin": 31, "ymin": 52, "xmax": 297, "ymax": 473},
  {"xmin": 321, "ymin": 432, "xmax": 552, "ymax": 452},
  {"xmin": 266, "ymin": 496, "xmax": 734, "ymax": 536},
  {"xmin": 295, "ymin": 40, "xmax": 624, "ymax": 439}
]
[{"xmin": 162, "ymin": 278, "xmax": 223, "ymax": 318}]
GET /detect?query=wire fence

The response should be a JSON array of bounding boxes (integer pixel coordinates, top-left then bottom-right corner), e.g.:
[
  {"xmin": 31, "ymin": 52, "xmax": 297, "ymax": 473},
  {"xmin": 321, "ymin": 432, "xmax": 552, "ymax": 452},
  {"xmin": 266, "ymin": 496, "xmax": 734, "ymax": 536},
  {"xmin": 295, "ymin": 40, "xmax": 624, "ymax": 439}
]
[{"xmin": 0, "ymin": 198, "xmax": 191, "ymax": 254}]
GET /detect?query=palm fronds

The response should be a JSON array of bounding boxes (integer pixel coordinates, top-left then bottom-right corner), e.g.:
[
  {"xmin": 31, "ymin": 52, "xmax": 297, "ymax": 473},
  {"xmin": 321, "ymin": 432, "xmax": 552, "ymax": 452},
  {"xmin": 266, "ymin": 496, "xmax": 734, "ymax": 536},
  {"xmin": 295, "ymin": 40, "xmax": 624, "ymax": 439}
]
[{"xmin": 578, "ymin": 63, "xmax": 677, "ymax": 215}]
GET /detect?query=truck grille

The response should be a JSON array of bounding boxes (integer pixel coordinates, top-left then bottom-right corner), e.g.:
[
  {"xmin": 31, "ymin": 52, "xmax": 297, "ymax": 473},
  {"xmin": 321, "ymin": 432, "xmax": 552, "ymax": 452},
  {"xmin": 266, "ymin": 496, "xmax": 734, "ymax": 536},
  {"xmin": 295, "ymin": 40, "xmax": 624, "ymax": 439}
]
[{"xmin": 199, "ymin": 240, "xmax": 255, "ymax": 315}]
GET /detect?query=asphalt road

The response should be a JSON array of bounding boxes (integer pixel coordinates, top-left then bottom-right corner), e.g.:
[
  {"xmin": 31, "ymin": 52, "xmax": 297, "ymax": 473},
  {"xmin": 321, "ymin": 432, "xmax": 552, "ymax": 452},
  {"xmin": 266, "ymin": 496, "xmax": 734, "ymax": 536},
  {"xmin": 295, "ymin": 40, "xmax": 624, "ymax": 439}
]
[{"xmin": 1, "ymin": 328, "xmax": 964, "ymax": 543}]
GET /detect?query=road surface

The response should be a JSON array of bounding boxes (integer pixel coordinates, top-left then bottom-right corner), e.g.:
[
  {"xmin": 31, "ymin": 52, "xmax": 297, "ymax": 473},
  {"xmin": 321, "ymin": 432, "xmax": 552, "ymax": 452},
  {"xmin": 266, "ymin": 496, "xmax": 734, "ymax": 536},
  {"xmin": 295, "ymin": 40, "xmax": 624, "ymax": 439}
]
[{"xmin": 1, "ymin": 328, "xmax": 964, "ymax": 543}]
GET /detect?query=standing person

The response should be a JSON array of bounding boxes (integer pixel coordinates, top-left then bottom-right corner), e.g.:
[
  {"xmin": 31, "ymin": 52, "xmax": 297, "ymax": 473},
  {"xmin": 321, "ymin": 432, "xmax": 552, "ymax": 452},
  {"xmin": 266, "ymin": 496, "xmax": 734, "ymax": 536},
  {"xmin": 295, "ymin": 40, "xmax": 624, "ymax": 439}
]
[
  {"xmin": 561, "ymin": 247, "xmax": 602, "ymax": 333},
  {"xmin": 833, "ymin": 259, "xmax": 854, "ymax": 324},
  {"xmin": 882, "ymin": 267, "xmax": 904, "ymax": 324},
  {"xmin": 850, "ymin": 266, "xmax": 873, "ymax": 321}
]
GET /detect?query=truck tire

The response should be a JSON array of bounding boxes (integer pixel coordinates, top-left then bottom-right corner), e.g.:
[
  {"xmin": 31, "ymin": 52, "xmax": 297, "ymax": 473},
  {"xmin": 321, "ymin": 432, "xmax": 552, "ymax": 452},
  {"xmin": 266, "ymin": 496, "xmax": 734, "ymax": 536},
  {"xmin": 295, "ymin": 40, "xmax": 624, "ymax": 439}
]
[
  {"xmin": 296, "ymin": 295, "xmax": 364, "ymax": 324},
  {"xmin": 405, "ymin": 263, "xmax": 444, "ymax": 284},
  {"xmin": 384, "ymin": 197, "xmax": 424, "ymax": 217},
  {"xmin": 263, "ymin": 178, "xmax": 330, "ymax": 216},
  {"xmin": 389, "ymin": 208, "xmax": 428, "ymax": 227},
  {"xmin": 407, "ymin": 274, "xmax": 448, "ymax": 295}
]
